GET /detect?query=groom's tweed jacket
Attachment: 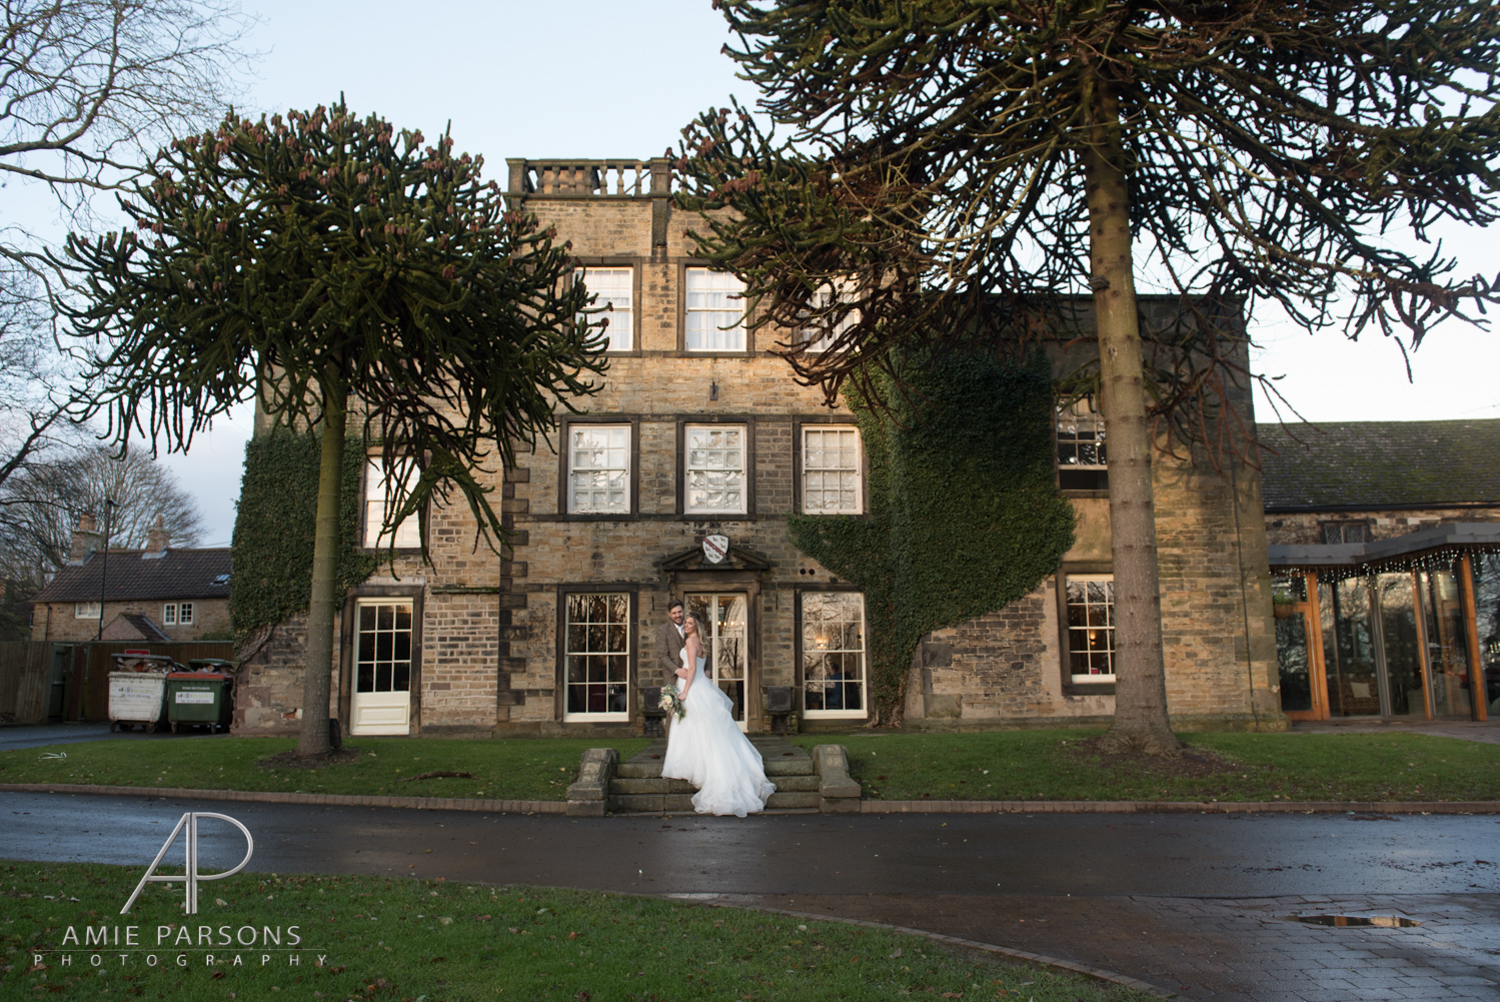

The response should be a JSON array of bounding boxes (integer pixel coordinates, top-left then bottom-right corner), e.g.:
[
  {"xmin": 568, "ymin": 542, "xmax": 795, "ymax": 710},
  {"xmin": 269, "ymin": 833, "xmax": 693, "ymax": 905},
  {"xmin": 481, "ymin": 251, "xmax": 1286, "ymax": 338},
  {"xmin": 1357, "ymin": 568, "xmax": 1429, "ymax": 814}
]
[{"xmin": 653, "ymin": 620, "xmax": 685, "ymax": 686}]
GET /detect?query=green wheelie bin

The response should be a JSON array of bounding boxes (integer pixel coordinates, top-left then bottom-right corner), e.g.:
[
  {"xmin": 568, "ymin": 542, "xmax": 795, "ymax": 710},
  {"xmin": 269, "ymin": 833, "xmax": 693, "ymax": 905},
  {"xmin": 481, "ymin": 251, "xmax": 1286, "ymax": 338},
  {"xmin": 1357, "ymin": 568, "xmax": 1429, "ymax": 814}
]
[{"xmin": 165, "ymin": 671, "xmax": 235, "ymax": 733}]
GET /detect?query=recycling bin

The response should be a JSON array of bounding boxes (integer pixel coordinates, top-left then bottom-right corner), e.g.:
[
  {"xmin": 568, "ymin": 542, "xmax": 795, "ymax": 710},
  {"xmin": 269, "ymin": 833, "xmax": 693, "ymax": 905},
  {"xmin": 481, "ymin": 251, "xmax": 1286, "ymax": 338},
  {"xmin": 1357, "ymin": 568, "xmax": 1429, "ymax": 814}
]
[
  {"xmin": 165, "ymin": 671, "xmax": 234, "ymax": 733},
  {"xmin": 107, "ymin": 672, "xmax": 168, "ymax": 732}
]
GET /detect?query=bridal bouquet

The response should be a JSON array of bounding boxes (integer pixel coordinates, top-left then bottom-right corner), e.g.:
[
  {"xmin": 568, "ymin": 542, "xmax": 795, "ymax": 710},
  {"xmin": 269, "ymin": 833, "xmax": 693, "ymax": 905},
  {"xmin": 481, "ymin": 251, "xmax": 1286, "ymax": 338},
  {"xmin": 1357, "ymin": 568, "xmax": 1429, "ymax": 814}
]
[{"xmin": 659, "ymin": 687, "xmax": 686, "ymax": 720}]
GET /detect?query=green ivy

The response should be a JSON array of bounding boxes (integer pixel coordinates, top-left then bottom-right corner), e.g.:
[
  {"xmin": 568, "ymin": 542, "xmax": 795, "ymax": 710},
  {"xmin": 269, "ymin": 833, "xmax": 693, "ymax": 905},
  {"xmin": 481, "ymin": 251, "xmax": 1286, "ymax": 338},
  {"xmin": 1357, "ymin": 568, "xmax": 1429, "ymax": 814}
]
[
  {"xmin": 230, "ymin": 429, "xmax": 380, "ymax": 639},
  {"xmin": 790, "ymin": 349, "xmax": 1076, "ymax": 724}
]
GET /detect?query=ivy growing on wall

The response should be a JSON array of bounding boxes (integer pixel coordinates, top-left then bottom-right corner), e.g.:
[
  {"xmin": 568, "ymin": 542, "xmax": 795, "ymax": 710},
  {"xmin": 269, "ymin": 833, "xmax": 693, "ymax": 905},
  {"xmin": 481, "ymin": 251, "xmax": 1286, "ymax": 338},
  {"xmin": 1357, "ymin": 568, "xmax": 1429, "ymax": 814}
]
[
  {"xmin": 231, "ymin": 429, "xmax": 380, "ymax": 639},
  {"xmin": 789, "ymin": 348, "xmax": 1076, "ymax": 724}
]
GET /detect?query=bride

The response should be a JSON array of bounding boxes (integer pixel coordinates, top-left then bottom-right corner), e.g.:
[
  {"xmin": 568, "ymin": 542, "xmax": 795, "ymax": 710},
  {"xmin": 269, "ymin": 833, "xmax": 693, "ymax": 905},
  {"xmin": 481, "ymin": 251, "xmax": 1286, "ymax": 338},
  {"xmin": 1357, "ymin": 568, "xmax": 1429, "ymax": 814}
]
[{"xmin": 660, "ymin": 614, "xmax": 776, "ymax": 817}]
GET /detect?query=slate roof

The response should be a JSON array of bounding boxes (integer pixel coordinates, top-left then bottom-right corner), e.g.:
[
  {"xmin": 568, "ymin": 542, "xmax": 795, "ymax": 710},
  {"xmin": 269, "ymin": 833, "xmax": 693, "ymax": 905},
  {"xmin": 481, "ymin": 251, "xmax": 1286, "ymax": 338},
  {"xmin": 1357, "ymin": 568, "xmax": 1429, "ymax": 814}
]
[
  {"xmin": 31, "ymin": 549, "xmax": 231, "ymax": 604},
  {"xmin": 102, "ymin": 613, "xmax": 174, "ymax": 643},
  {"xmin": 1257, "ymin": 420, "xmax": 1500, "ymax": 510}
]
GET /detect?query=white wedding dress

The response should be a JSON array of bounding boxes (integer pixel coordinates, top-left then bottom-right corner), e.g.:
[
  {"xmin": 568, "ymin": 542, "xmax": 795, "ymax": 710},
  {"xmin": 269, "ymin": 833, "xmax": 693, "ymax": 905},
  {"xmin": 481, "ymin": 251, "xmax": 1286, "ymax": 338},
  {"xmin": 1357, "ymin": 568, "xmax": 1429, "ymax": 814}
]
[{"xmin": 660, "ymin": 648, "xmax": 776, "ymax": 817}]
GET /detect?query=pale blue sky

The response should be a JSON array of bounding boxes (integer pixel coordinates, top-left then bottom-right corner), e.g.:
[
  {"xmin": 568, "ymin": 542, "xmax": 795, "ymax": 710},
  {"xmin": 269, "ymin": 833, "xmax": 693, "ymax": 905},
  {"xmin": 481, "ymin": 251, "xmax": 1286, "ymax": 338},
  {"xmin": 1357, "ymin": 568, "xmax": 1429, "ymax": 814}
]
[{"xmin": 31, "ymin": 2, "xmax": 1500, "ymax": 543}]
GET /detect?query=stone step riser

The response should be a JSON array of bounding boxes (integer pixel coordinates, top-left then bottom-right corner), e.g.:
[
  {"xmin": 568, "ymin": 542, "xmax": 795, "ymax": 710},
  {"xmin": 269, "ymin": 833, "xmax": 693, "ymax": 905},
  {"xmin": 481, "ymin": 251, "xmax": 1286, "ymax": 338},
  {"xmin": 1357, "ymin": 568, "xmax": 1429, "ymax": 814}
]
[
  {"xmin": 618, "ymin": 754, "xmax": 813, "ymax": 776},
  {"xmin": 611, "ymin": 774, "xmax": 820, "ymax": 796},
  {"xmin": 611, "ymin": 791, "xmax": 820, "ymax": 813}
]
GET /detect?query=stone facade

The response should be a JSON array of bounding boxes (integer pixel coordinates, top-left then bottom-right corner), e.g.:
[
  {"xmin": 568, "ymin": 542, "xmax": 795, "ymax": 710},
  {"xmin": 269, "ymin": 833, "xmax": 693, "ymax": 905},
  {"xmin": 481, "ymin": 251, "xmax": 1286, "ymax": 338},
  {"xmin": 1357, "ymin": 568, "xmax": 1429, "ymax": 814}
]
[
  {"xmin": 1266, "ymin": 507, "xmax": 1500, "ymax": 547},
  {"xmin": 32, "ymin": 597, "xmax": 232, "ymax": 645},
  {"xmin": 237, "ymin": 157, "xmax": 1282, "ymax": 738}
]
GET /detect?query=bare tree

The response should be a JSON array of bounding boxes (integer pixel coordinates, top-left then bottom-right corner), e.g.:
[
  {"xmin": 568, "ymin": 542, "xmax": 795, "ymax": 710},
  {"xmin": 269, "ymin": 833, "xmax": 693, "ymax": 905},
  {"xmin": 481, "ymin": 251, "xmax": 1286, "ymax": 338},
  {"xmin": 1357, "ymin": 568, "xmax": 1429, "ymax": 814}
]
[
  {"xmin": 0, "ymin": 445, "xmax": 204, "ymax": 582},
  {"xmin": 0, "ymin": 0, "xmax": 255, "ymax": 490}
]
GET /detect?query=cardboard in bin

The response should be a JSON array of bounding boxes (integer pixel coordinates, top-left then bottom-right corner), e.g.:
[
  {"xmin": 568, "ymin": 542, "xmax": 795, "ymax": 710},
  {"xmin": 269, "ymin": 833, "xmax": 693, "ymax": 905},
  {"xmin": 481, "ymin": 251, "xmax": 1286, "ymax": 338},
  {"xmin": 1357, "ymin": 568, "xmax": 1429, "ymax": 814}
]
[{"xmin": 112, "ymin": 653, "xmax": 182, "ymax": 674}]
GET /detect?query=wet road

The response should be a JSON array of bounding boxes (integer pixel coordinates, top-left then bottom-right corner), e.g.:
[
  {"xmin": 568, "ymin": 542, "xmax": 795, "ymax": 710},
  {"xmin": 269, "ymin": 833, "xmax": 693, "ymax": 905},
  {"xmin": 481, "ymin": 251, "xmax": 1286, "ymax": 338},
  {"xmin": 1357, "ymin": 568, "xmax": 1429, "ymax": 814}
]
[
  {"xmin": 2, "ymin": 791, "xmax": 1496, "ymax": 897},
  {"xmin": 3, "ymin": 791, "xmax": 1498, "ymax": 999}
]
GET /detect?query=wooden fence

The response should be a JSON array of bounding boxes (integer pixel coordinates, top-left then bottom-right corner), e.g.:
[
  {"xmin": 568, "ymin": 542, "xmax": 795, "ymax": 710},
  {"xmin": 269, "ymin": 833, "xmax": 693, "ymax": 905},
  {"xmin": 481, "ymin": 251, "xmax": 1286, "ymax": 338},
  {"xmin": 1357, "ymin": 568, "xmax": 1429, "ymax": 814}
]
[{"xmin": 0, "ymin": 641, "xmax": 51, "ymax": 723}]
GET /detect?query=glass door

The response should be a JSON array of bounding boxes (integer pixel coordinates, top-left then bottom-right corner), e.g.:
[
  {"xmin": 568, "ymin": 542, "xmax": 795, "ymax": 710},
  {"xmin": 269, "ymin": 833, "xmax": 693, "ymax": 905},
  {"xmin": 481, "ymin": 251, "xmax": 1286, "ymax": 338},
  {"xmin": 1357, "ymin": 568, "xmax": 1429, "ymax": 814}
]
[
  {"xmin": 350, "ymin": 600, "xmax": 413, "ymax": 736},
  {"xmin": 686, "ymin": 593, "xmax": 748, "ymax": 730},
  {"xmin": 1274, "ymin": 574, "xmax": 1326, "ymax": 719},
  {"xmin": 1326, "ymin": 577, "xmax": 1380, "ymax": 716},
  {"xmin": 1375, "ymin": 573, "xmax": 1426, "ymax": 717},
  {"xmin": 1418, "ymin": 570, "xmax": 1474, "ymax": 718}
]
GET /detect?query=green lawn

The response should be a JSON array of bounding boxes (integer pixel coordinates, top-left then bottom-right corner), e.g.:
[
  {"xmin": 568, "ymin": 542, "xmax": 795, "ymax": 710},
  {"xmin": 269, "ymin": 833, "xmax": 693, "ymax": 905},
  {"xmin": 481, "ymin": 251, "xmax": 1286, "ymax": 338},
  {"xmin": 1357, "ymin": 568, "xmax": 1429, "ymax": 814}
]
[
  {"xmin": 4, "ymin": 729, "xmax": 1497, "ymax": 804},
  {"xmin": 0, "ymin": 860, "xmax": 1150, "ymax": 1002},
  {"xmin": 792, "ymin": 729, "xmax": 1500, "ymax": 803},
  {"xmin": 0, "ymin": 737, "xmax": 650, "ymax": 803}
]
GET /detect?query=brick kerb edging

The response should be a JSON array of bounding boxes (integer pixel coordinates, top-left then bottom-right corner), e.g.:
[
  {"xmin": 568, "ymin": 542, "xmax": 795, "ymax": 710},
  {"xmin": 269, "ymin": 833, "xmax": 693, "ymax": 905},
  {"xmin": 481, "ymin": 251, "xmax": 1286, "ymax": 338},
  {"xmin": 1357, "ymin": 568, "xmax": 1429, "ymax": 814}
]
[
  {"xmin": 0, "ymin": 783, "xmax": 565, "ymax": 814},
  {"xmin": 863, "ymin": 799, "xmax": 1500, "ymax": 814},
  {"xmin": 675, "ymin": 898, "xmax": 1175, "ymax": 999},
  {"xmin": 1, "ymin": 784, "xmax": 1495, "ymax": 815}
]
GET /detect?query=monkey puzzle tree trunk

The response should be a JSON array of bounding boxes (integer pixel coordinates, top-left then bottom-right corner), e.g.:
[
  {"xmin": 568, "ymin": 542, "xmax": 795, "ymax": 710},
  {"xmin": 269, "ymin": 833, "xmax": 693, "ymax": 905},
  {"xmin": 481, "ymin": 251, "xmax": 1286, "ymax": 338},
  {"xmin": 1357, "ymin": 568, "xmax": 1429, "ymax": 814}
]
[
  {"xmin": 295, "ymin": 368, "xmax": 348, "ymax": 758},
  {"xmin": 1083, "ymin": 82, "xmax": 1182, "ymax": 757}
]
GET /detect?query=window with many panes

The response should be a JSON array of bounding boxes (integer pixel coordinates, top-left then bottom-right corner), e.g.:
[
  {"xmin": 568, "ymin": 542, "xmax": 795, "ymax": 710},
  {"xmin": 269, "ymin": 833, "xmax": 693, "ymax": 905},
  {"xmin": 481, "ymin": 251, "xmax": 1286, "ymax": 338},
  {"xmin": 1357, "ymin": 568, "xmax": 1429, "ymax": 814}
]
[
  {"xmin": 1057, "ymin": 400, "xmax": 1108, "ymax": 490},
  {"xmin": 1065, "ymin": 574, "xmax": 1115, "ymax": 682},
  {"xmin": 563, "ymin": 593, "xmax": 630, "ymax": 720},
  {"xmin": 568, "ymin": 425, "xmax": 631, "ymax": 514},
  {"xmin": 802, "ymin": 426, "xmax": 862, "ymax": 514},
  {"xmin": 364, "ymin": 458, "xmax": 421, "ymax": 549},
  {"xmin": 577, "ymin": 266, "xmax": 633, "ymax": 351},
  {"xmin": 797, "ymin": 283, "xmax": 857, "ymax": 352},
  {"xmin": 685, "ymin": 268, "xmax": 746, "ymax": 351},
  {"xmin": 75, "ymin": 601, "xmax": 100, "ymax": 619},
  {"xmin": 162, "ymin": 602, "xmax": 194, "ymax": 626},
  {"xmin": 1321, "ymin": 522, "xmax": 1370, "ymax": 544},
  {"xmin": 685, "ymin": 424, "xmax": 746, "ymax": 514},
  {"xmin": 802, "ymin": 592, "xmax": 867, "ymax": 717}
]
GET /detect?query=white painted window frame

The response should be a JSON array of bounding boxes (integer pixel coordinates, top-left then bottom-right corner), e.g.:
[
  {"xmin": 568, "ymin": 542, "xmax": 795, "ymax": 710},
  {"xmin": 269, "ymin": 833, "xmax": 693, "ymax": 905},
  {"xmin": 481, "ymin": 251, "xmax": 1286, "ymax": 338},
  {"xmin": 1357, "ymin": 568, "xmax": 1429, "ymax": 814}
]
[
  {"xmin": 684, "ymin": 423, "xmax": 747, "ymax": 515},
  {"xmin": 1065, "ymin": 573, "xmax": 1116, "ymax": 682},
  {"xmin": 567, "ymin": 424, "xmax": 632, "ymax": 515},
  {"xmin": 801, "ymin": 425, "xmax": 863, "ymax": 514},
  {"xmin": 801, "ymin": 591, "xmax": 869, "ymax": 719},
  {"xmin": 685, "ymin": 267, "xmax": 746, "ymax": 352},
  {"xmin": 562, "ymin": 592, "xmax": 631, "ymax": 722},
  {"xmin": 576, "ymin": 266, "xmax": 633, "ymax": 352}
]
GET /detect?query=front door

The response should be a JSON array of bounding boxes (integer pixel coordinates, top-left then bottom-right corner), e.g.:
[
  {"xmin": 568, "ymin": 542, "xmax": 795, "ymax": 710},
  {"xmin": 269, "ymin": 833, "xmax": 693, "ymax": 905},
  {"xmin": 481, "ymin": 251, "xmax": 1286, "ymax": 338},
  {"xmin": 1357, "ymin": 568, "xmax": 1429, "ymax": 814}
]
[
  {"xmin": 350, "ymin": 600, "xmax": 413, "ymax": 736},
  {"xmin": 687, "ymin": 593, "xmax": 748, "ymax": 730}
]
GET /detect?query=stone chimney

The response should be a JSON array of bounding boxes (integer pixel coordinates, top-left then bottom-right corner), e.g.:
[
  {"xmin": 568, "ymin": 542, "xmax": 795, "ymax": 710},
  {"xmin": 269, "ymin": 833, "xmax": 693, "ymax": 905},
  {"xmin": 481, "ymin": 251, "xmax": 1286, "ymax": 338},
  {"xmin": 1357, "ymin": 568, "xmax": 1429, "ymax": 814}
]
[
  {"xmin": 144, "ymin": 515, "xmax": 169, "ymax": 558},
  {"xmin": 67, "ymin": 512, "xmax": 101, "ymax": 566}
]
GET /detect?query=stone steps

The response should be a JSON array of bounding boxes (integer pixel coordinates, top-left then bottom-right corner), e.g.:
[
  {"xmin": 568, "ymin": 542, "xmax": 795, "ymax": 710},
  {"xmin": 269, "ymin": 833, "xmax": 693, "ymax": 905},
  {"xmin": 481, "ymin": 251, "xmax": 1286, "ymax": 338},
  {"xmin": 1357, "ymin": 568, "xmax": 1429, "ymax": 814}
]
[
  {"xmin": 566, "ymin": 736, "xmax": 861, "ymax": 816},
  {"xmin": 612, "ymin": 790, "xmax": 821, "ymax": 812}
]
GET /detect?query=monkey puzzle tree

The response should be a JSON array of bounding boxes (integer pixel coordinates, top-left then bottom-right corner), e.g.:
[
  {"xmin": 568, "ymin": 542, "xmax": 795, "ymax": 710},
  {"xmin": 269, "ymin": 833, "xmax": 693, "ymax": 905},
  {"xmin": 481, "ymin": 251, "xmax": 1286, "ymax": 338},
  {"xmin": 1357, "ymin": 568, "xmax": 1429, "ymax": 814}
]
[
  {"xmin": 59, "ymin": 101, "xmax": 607, "ymax": 757},
  {"xmin": 678, "ymin": 1, "xmax": 1500, "ymax": 754}
]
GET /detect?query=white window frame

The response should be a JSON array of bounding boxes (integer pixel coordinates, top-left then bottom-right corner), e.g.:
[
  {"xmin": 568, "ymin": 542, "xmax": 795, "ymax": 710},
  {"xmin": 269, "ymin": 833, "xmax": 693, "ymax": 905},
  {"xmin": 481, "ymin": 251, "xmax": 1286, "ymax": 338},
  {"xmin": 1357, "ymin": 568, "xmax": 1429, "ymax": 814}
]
[
  {"xmin": 801, "ymin": 425, "xmax": 863, "ymax": 514},
  {"xmin": 685, "ymin": 267, "xmax": 746, "ymax": 352},
  {"xmin": 364, "ymin": 457, "xmax": 422, "ymax": 549},
  {"xmin": 801, "ymin": 591, "xmax": 868, "ymax": 719},
  {"xmin": 797, "ymin": 282, "xmax": 858, "ymax": 353},
  {"xmin": 684, "ymin": 424, "xmax": 747, "ymax": 515},
  {"xmin": 576, "ymin": 266, "xmax": 633, "ymax": 352},
  {"xmin": 1065, "ymin": 573, "xmax": 1116, "ymax": 682},
  {"xmin": 562, "ymin": 592, "xmax": 631, "ymax": 722},
  {"xmin": 75, "ymin": 601, "xmax": 101, "ymax": 620},
  {"xmin": 1057, "ymin": 400, "xmax": 1108, "ymax": 488},
  {"xmin": 162, "ymin": 603, "xmax": 177, "ymax": 626},
  {"xmin": 178, "ymin": 602, "xmax": 194, "ymax": 626},
  {"xmin": 567, "ymin": 424, "xmax": 632, "ymax": 515}
]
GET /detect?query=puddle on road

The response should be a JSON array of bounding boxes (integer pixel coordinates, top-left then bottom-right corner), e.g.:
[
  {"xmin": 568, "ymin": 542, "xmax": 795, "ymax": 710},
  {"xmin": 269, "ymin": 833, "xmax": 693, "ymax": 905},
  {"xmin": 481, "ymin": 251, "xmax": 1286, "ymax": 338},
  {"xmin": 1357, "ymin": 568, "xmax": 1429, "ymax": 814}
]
[{"xmin": 1286, "ymin": 914, "xmax": 1421, "ymax": 928}]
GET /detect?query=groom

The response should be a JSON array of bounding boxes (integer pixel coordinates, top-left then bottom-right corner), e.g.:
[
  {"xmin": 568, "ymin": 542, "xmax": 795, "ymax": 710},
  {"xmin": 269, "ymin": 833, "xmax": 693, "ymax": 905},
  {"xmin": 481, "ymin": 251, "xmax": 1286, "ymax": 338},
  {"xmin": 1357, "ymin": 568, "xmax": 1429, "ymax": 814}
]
[{"xmin": 654, "ymin": 599, "xmax": 686, "ymax": 686}]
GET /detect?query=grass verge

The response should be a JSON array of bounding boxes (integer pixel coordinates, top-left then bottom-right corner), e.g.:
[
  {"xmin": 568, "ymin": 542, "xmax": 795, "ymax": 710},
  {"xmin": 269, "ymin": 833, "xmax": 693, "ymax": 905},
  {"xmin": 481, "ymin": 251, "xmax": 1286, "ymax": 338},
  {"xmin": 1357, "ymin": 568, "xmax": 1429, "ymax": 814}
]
[
  {"xmin": 0, "ymin": 860, "xmax": 1152, "ymax": 1001},
  {"xmin": 790, "ymin": 729, "xmax": 1500, "ymax": 803},
  {"xmin": 5, "ymin": 730, "xmax": 1497, "ymax": 805},
  {"xmin": 0, "ymin": 737, "xmax": 650, "ymax": 803}
]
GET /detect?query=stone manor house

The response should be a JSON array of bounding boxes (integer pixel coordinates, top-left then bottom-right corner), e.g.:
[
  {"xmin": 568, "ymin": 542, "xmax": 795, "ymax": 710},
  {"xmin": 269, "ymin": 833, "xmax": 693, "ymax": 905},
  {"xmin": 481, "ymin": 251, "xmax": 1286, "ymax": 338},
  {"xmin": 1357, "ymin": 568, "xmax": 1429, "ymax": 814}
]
[{"xmin": 236, "ymin": 156, "xmax": 1288, "ymax": 737}]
